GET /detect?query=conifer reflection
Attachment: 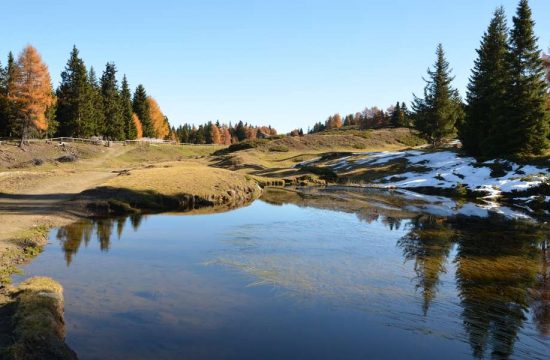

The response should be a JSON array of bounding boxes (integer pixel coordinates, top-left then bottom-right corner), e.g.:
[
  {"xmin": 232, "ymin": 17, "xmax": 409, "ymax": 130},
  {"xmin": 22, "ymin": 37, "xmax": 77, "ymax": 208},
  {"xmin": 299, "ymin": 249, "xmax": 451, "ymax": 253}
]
[
  {"xmin": 453, "ymin": 216, "xmax": 542, "ymax": 359},
  {"xmin": 55, "ymin": 215, "xmax": 144, "ymax": 264},
  {"xmin": 397, "ymin": 215, "xmax": 455, "ymax": 315}
]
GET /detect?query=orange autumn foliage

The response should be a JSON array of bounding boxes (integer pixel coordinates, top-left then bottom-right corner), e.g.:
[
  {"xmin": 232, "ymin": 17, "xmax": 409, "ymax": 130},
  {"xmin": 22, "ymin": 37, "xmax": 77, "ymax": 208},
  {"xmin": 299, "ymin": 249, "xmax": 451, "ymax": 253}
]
[
  {"xmin": 11, "ymin": 45, "xmax": 55, "ymax": 133},
  {"xmin": 210, "ymin": 124, "xmax": 221, "ymax": 144},
  {"xmin": 132, "ymin": 113, "xmax": 143, "ymax": 139},
  {"xmin": 147, "ymin": 96, "xmax": 169, "ymax": 139},
  {"xmin": 221, "ymin": 127, "xmax": 232, "ymax": 145}
]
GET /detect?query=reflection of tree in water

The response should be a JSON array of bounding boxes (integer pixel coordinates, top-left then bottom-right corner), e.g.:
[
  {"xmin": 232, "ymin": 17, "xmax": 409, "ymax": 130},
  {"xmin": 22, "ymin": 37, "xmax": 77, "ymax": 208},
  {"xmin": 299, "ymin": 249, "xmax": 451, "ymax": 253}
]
[
  {"xmin": 397, "ymin": 215, "xmax": 455, "ymax": 315},
  {"xmin": 130, "ymin": 214, "xmax": 143, "ymax": 231},
  {"xmin": 97, "ymin": 218, "xmax": 114, "ymax": 251},
  {"xmin": 262, "ymin": 187, "xmax": 550, "ymax": 357},
  {"xmin": 399, "ymin": 215, "xmax": 549, "ymax": 359},
  {"xmin": 56, "ymin": 215, "xmax": 144, "ymax": 265},
  {"xmin": 532, "ymin": 238, "xmax": 550, "ymax": 337},
  {"xmin": 383, "ymin": 216, "xmax": 402, "ymax": 231},
  {"xmin": 56, "ymin": 220, "xmax": 94, "ymax": 265},
  {"xmin": 453, "ymin": 216, "xmax": 543, "ymax": 359},
  {"xmin": 117, "ymin": 217, "xmax": 126, "ymax": 240}
]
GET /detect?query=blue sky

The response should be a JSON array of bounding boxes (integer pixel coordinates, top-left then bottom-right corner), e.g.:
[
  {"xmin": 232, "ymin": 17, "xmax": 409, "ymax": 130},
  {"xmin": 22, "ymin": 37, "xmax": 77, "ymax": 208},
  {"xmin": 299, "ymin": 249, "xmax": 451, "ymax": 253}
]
[{"xmin": 1, "ymin": 0, "xmax": 549, "ymax": 133}]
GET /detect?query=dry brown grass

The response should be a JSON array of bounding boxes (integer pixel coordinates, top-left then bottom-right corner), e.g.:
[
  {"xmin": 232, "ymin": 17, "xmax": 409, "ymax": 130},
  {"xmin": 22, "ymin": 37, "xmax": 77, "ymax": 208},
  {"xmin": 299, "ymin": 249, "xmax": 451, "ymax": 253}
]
[
  {"xmin": 2, "ymin": 277, "xmax": 77, "ymax": 359},
  {"xmin": 104, "ymin": 160, "xmax": 255, "ymax": 198}
]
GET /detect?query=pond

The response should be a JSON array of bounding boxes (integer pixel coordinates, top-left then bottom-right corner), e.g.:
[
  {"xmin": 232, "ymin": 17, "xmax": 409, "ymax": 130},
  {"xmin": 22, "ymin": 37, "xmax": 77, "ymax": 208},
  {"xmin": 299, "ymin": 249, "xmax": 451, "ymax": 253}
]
[{"xmin": 15, "ymin": 188, "xmax": 550, "ymax": 359}]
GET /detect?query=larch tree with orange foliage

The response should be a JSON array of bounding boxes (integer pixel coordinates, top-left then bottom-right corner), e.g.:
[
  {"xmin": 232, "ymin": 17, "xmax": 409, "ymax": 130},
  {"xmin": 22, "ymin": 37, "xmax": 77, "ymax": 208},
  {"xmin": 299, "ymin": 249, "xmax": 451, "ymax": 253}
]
[
  {"xmin": 221, "ymin": 127, "xmax": 232, "ymax": 145},
  {"xmin": 325, "ymin": 113, "xmax": 343, "ymax": 129},
  {"xmin": 132, "ymin": 113, "xmax": 143, "ymax": 139},
  {"xmin": 147, "ymin": 96, "xmax": 169, "ymax": 139},
  {"xmin": 210, "ymin": 123, "xmax": 221, "ymax": 144},
  {"xmin": 10, "ymin": 45, "xmax": 55, "ymax": 146}
]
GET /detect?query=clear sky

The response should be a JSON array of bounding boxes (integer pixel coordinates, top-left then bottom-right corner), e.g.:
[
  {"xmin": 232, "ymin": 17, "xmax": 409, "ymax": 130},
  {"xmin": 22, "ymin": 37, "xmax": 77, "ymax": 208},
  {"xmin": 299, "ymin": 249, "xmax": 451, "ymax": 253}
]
[{"xmin": 1, "ymin": 0, "xmax": 549, "ymax": 133}]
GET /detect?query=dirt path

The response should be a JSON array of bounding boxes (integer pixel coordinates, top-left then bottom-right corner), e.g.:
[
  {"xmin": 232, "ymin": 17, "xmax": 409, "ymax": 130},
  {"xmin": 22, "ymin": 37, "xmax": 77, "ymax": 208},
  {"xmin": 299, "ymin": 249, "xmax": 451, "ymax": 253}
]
[{"xmin": 0, "ymin": 145, "xmax": 131, "ymax": 246}]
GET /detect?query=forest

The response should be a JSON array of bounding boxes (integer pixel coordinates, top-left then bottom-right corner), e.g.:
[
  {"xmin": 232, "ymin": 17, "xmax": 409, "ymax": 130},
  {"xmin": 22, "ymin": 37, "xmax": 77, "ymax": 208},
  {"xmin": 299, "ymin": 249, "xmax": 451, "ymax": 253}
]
[
  {"xmin": 0, "ymin": 46, "xmax": 175, "ymax": 142},
  {"xmin": 0, "ymin": 46, "xmax": 278, "ymax": 145}
]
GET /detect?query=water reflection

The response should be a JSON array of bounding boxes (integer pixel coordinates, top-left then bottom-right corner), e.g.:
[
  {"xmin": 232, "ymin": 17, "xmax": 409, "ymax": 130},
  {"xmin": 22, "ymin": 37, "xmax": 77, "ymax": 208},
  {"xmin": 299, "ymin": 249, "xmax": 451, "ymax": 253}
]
[
  {"xmin": 50, "ymin": 188, "xmax": 550, "ymax": 359},
  {"xmin": 56, "ymin": 215, "xmax": 145, "ymax": 265},
  {"xmin": 397, "ymin": 215, "xmax": 455, "ymax": 315},
  {"xmin": 260, "ymin": 188, "xmax": 550, "ymax": 358}
]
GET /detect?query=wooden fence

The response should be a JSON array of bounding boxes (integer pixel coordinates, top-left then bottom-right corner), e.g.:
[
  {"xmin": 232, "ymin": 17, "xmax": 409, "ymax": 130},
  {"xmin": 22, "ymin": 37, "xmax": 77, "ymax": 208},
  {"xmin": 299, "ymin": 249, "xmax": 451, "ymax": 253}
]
[{"xmin": 0, "ymin": 137, "xmax": 222, "ymax": 147}]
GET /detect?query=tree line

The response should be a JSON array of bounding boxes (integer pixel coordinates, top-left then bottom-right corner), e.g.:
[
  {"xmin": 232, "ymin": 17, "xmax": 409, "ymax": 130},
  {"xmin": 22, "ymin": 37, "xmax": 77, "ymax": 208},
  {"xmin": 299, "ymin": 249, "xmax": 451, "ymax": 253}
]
[
  {"xmin": 414, "ymin": 0, "xmax": 550, "ymax": 156},
  {"xmin": 0, "ymin": 45, "xmax": 172, "ymax": 144},
  {"xmin": 308, "ymin": 102, "xmax": 411, "ymax": 134},
  {"xmin": 175, "ymin": 121, "xmax": 277, "ymax": 145}
]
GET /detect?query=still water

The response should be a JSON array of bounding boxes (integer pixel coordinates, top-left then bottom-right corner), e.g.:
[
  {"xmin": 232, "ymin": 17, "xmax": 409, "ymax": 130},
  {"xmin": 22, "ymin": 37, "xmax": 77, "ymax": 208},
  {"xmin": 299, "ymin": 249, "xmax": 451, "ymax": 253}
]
[{"xmin": 15, "ymin": 188, "xmax": 550, "ymax": 359}]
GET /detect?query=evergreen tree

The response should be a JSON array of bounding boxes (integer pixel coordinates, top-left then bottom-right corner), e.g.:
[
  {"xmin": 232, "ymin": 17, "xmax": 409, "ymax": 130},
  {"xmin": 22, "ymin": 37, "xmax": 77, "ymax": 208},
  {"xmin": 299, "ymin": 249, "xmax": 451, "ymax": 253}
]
[
  {"xmin": 0, "ymin": 52, "xmax": 17, "ymax": 137},
  {"xmin": 100, "ymin": 63, "xmax": 125, "ymax": 140},
  {"xmin": 460, "ymin": 7, "xmax": 509, "ymax": 157},
  {"xmin": 132, "ymin": 84, "xmax": 153, "ymax": 137},
  {"xmin": 412, "ymin": 44, "xmax": 464, "ymax": 146},
  {"xmin": 88, "ymin": 67, "xmax": 104, "ymax": 136},
  {"xmin": 391, "ymin": 102, "xmax": 401, "ymax": 127},
  {"xmin": 401, "ymin": 102, "xmax": 410, "ymax": 127},
  {"xmin": 235, "ymin": 120, "xmax": 246, "ymax": 141},
  {"xmin": 120, "ymin": 75, "xmax": 137, "ymax": 139},
  {"xmin": 56, "ymin": 46, "xmax": 95, "ymax": 137},
  {"xmin": 504, "ymin": 0, "xmax": 549, "ymax": 155},
  {"xmin": 0, "ymin": 60, "xmax": 7, "ymax": 136}
]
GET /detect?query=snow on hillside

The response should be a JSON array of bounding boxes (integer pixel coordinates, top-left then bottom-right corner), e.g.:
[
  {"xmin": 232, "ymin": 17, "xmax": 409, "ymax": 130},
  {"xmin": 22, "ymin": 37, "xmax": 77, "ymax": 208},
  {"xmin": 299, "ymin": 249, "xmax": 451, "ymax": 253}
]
[{"xmin": 299, "ymin": 149, "xmax": 549, "ymax": 201}]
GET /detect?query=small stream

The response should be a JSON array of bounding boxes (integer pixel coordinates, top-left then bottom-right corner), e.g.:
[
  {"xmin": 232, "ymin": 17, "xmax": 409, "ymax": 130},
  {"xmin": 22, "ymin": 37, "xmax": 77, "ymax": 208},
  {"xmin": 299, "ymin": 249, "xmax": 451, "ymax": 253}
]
[{"xmin": 14, "ymin": 188, "xmax": 550, "ymax": 360}]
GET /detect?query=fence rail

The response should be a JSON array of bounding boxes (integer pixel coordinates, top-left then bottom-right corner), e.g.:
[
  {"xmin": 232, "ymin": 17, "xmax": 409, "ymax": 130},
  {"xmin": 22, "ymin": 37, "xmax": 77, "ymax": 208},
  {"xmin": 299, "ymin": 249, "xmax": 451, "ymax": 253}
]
[{"xmin": 0, "ymin": 137, "xmax": 223, "ymax": 147}]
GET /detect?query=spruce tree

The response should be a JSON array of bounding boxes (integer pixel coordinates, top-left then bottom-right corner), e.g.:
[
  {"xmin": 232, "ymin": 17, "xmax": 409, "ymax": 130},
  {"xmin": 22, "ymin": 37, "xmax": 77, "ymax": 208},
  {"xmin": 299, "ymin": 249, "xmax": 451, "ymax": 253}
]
[
  {"xmin": 56, "ymin": 46, "xmax": 96, "ymax": 137},
  {"xmin": 460, "ymin": 7, "xmax": 509, "ymax": 157},
  {"xmin": 401, "ymin": 102, "xmax": 410, "ymax": 127},
  {"xmin": 100, "ymin": 63, "xmax": 125, "ymax": 140},
  {"xmin": 132, "ymin": 84, "xmax": 153, "ymax": 138},
  {"xmin": 412, "ymin": 44, "xmax": 464, "ymax": 146},
  {"xmin": 0, "ymin": 52, "xmax": 17, "ymax": 137},
  {"xmin": 0, "ymin": 60, "xmax": 7, "ymax": 136},
  {"xmin": 504, "ymin": 0, "xmax": 549, "ymax": 155},
  {"xmin": 120, "ymin": 75, "xmax": 137, "ymax": 139},
  {"xmin": 391, "ymin": 102, "xmax": 401, "ymax": 127},
  {"xmin": 88, "ymin": 67, "xmax": 104, "ymax": 136}
]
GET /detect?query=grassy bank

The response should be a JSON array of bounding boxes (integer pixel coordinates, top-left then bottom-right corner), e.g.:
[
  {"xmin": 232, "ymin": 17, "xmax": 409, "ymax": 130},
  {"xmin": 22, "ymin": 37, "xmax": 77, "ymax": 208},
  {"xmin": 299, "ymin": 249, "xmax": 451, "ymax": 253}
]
[
  {"xmin": 79, "ymin": 160, "xmax": 262, "ymax": 215},
  {"xmin": 1, "ymin": 277, "xmax": 77, "ymax": 360}
]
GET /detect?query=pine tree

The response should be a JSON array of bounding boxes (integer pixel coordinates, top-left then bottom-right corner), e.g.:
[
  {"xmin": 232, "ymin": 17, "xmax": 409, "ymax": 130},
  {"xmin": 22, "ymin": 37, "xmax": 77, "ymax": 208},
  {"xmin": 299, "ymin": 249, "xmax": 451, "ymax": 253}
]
[
  {"xmin": 132, "ymin": 84, "xmax": 153, "ymax": 138},
  {"xmin": 0, "ymin": 59, "xmax": 7, "ymax": 136},
  {"xmin": 235, "ymin": 121, "xmax": 246, "ymax": 141},
  {"xmin": 0, "ymin": 52, "xmax": 17, "ymax": 137},
  {"xmin": 401, "ymin": 102, "xmax": 410, "ymax": 127},
  {"xmin": 56, "ymin": 46, "xmax": 96, "ymax": 137},
  {"xmin": 10, "ymin": 46, "xmax": 55, "ymax": 145},
  {"xmin": 120, "ymin": 75, "xmax": 137, "ymax": 139},
  {"xmin": 460, "ymin": 7, "xmax": 509, "ymax": 157},
  {"xmin": 504, "ymin": 0, "xmax": 549, "ymax": 155},
  {"xmin": 391, "ymin": 102, "xmax": 401, "ymax": 127},
  {"xmin": 412, "ymin": 44, "xmax": 464, "ymax": 146},
  {"xmin": 88, "ymin": 67, "xmax": 104, "ymax": 136},
  {"xmin": 100, "ymin": 63, "xmax": 125, "ymax": 140}
]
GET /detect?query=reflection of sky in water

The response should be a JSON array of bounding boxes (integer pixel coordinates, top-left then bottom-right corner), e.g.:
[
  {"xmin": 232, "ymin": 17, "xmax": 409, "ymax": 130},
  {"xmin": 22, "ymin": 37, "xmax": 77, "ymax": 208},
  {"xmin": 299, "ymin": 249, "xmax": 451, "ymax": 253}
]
[{"xmin": 14, "ymin": 199, "xmax": 550, "ymax": 360}]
